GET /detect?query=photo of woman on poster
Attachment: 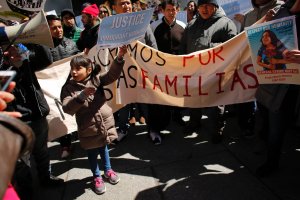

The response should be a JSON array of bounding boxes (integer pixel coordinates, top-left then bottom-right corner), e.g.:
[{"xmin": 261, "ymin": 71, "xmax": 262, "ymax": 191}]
[{"xmin": 257, "ymin": 29, "xmax": 289, "ymax": 70}]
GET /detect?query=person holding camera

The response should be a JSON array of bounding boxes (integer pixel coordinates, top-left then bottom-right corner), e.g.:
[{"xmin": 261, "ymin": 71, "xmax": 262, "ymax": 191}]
[
  {"xmin": 0, "ymin": 81, "xmax": 34, "ymax": 200},
  {"xmin": 1, "ymin": 36, "xmax": 64, "ymax": 200}
]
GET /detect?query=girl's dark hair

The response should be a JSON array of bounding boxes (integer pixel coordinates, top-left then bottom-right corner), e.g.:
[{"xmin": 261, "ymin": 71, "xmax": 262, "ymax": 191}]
[
  {"xmin": 70, "ymin": 55, "xmax": 101, "ymax": 87},
  {"xmin": 260, "ymin": 30, "xmax": 280, "ymax": 47}
]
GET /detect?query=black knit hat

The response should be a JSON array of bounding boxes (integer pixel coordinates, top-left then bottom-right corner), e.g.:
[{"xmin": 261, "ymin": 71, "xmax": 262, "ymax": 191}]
[
  {"xmin": 197, "ymin": 0, "xmax": 219, "ymax": 8},
  {"xmin": 61, "ymin": 9, "xmax": 75, "ymax": 19}
]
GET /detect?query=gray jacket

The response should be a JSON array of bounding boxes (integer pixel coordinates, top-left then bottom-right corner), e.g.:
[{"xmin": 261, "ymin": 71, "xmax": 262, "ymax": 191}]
[
  {"xmin": 180, "ymin": 9, "xmax": 237, "ymax": 54},
  {"xmin": 50, "ymin": 37, "xmax": 80, "ymax": 62}
]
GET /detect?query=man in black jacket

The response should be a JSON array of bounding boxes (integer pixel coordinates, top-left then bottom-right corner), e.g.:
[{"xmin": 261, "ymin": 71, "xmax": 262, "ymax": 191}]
[
  {"xmin": 151, "ymin": 0, "xmax": 186, "ymax": 54},
  {"xmin": 148, "ymin": 0, "xmax": 186, "ymax": 145}
]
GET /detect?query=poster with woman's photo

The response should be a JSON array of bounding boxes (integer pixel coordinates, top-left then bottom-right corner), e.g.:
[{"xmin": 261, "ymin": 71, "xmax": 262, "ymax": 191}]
[{"xmin": 245, "ymin": 16, "xmax": 300, "ymax": 85}]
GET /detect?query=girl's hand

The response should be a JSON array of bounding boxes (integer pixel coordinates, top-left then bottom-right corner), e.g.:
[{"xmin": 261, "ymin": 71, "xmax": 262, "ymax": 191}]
[
  {"xmin": 83, "ymin": 87, "xmax": 96, "ymax": 96},
  {"xmin": 117, "ymin": 45, "xmax": 127, "ymax": 59}
]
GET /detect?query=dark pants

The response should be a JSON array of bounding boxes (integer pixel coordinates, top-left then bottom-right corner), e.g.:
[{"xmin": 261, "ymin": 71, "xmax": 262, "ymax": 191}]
[
  {"xmin": 114, "ymin": 104, "xmax": 130, "ymax": 132},
  {"xmin": 59, "ymin": 134, "xmax": 72, "ymax": 148},
  {"xmin": 13, "ymin": 160, "xmax": 33, "ymax": 200},
  {"xmin": 147, "ymin": 104, "xmax": 171, "ymax": 132},
  {"xmin": 13, "ymin": 117, "xmax": 50, "ymax": 200},
  {"xmin": 170, "ymin": 106, "xmax": 184, "ymax": 121},
  {"xmin": 189, "ymin": 106, "xmax": 225, "ymax": 137},
  {"xmin": 257, "ymin": 86, "xmax": 298, "ymax": 166},
  {"xmin": 30, "ymin": 117, "xmax": 50, "ymax": 177},
  {"xmin": 129, "ymin": 103, "xmax": 148, "ymax": 119},
  {"xmin": 236, "ymin": 101, "xmax": 256, "ymax": 132}
]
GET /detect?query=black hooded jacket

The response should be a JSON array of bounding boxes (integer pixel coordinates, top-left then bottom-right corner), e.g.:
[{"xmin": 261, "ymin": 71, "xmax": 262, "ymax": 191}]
[{"xmin": 6, "ymin": 44, "xmax": 53, "ymax": 122}]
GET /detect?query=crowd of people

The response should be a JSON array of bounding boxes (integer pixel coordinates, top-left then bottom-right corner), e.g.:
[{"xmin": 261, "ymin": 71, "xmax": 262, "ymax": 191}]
[{"xmin": 1, "ymin": 0, "xmax": 300, "ymax": 199}]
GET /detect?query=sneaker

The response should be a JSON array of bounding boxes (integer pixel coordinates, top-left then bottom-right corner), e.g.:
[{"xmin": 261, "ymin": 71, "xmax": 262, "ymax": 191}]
[
  {"xmin": 129, "ymin": 117, "xmax": 136, "ymax": 126},
  {"xmin": 149, "ymin": 131, "xmax": 162, "ymax": 145},
  {"xmin": 116, "ymin": 129, "xmax": 128, "ymax": 142},
  {"xmin": 104, "ymin": 169, "xmax": 120, "ymax": 184},
  {"xmin": 61, "ymin": 147, "xmax": 71, "ymax": 159},
  {"xmin": 40, "ymin": 175, "xmax": 64, "ymax": 187},
  {"xmin": 139, "ymin": 116, "xmax": 146, "ymax": 124},
  {"xmin": 94, "ymin": 177, "xmax": 106, "ymax": 194}
]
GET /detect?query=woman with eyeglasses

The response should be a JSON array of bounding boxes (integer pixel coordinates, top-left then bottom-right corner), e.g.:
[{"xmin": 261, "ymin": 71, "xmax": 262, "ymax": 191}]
[{"xmin": 98, "ymin": 4, "xmax": 112, "ymax": 19}]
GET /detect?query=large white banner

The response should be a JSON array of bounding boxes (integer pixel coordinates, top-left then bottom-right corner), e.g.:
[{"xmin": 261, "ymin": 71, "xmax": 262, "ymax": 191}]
[
  {"xmin": 37, "ymin": 31, "xmax": 259, "ymax": 141},
  {"xmin": 90, "ymin": 32, "xmax": 257, "ymax": 109}
]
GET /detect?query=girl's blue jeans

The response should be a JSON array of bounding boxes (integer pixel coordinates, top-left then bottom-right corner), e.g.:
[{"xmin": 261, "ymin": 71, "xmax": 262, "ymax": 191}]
[{"xmin": 86, "ymin": 145, "xmax": 111, "ymax": 177}]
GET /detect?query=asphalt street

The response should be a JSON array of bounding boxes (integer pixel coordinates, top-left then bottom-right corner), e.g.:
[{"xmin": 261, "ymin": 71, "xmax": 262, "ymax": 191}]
[{"xmin": 33, "ymin": 115, "xmax": 300, "ymax": 200}]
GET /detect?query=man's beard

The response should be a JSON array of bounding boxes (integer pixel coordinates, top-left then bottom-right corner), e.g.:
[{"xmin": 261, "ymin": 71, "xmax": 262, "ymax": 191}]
[{"xmin": 83, "ymin": 20, "xmax": 93, "ymax": 29}]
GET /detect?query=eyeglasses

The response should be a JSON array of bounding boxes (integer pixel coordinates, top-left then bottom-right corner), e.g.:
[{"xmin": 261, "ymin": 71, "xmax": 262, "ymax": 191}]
[{"xmin": 99, "ymin": 10, "xmax": 108, "ymax": 14}]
